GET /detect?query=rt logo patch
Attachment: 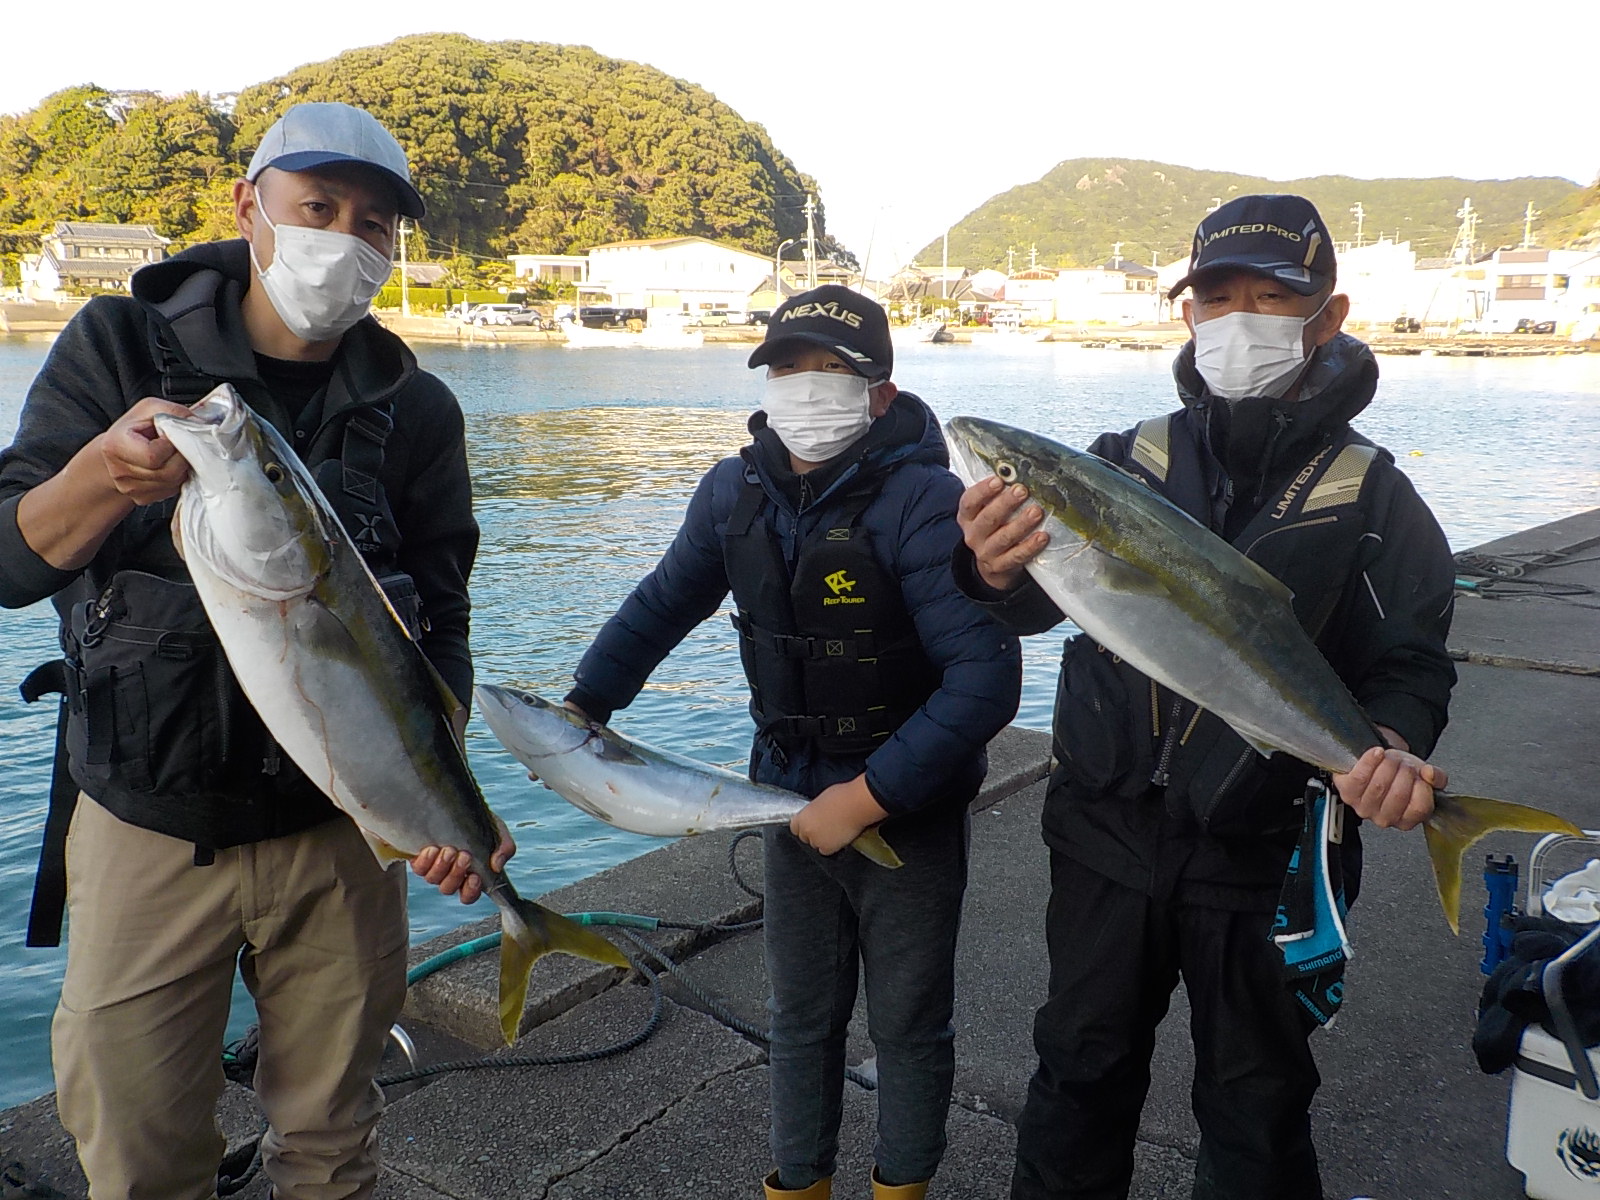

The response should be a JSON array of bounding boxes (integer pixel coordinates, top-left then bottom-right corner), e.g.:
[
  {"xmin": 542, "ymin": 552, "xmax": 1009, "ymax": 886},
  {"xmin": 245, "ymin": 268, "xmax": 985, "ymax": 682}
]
[
  {"xmin": 822, "ymin": 570, "xmax": 865, "ymax": 606},
  {"xmin": 1558, "ymin": 1125, "xmax": 1600, "ymax": 1181}
]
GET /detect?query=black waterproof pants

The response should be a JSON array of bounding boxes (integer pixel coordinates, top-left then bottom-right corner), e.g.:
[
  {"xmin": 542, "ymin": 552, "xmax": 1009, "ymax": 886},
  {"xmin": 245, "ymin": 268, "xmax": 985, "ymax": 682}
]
[{"xmin": 1011, "ymin": 851, "xmax": 1324, "ymax": 1200}]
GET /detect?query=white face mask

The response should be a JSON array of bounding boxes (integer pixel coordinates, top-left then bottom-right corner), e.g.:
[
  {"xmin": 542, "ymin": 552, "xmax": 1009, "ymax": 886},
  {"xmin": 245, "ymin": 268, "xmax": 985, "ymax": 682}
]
[
  {"xmin": 761, "ymin": 370, "xmax": 874, "ymax": 463},
  {"xmin": 249, "ymin": 190, "xmax": 394, "ymax": 343},
  {"xmin": 1192, "ymin": 293, "xmax": 1333, "ymax": 400}
]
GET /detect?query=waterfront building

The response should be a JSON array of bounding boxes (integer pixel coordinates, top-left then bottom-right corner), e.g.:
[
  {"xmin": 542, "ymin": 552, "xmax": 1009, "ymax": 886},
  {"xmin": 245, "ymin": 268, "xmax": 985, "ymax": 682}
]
[
  {"xmin": 19, "ymin": 222, "xmax": 169, "ymax": 300},
  {"xmin": 1049, "ymin": 254, "xmax": 1162, "ymax": 325},
  {"xmin": 507, "ymin": 253, "xmax": 589, "ymax": 287},
  {"xmin": 583, "ymin": 236, "xmax": 772, "ymax": 317}
]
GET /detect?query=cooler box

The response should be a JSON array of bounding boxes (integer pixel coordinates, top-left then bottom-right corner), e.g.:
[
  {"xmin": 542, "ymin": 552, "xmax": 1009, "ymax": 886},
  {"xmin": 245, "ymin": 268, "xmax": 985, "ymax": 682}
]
[{"xmin": 1507, "ymin": 1025, "xmax": 1600, "ymax": 1198}]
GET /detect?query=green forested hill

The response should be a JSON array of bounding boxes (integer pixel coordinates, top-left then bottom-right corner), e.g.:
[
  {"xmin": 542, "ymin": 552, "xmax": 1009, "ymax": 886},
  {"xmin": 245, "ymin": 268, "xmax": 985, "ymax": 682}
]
[
  {"xmin": 1544, "ymin": 183, "xmax": 1600, "ymax": 248},
  {"xmin": 917, "ymin": 158, "xmax": 1589, "ymax": 270},
  {"xmin": 0, "ymin": 34, "xmax": 833, "ymax": 275}
]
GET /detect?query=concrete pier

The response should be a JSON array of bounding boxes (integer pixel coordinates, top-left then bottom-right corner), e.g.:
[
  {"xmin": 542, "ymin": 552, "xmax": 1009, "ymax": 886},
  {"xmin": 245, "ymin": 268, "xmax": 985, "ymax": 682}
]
[{"xmin": 4, "ymin": 509, "xmax": 1598, "ymax": 1199}]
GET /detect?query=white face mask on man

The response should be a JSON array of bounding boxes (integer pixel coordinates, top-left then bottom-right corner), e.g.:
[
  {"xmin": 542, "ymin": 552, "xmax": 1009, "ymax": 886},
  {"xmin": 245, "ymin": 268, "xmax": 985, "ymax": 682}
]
[
  {"xmin": 249, "ymin": 189, "xmax": 394, "ymax": 343},
  {"xmin": 761, "ymin": 370, "xmax": 875, "ymax": 463},
  {"xmin": 1192, "ymin": 292, "xmax": 1333, "ymax": 400}
]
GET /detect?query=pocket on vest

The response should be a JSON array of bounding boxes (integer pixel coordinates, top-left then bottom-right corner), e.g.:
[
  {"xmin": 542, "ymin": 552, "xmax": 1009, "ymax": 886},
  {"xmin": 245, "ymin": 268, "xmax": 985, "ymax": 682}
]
[{"xmin": 1053, "ymin": 637, "xmax": 1139, "ymax": 794}]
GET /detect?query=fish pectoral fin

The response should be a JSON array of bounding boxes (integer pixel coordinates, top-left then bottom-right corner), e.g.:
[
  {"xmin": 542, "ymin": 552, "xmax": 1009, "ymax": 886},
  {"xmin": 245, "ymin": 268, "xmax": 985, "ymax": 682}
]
[
  {"xmin": 359, "ymin": 829, "xmax": 411, "ymax": 867},
  {"xmin": 850, "ymin": 828, "xmax": 904, "ymax": 869},
  {"xmin": 1239, "ymin": 732, "xmax": 1278, "ymax": 759},
  {"xmin": 498, "ymin": 896, "xmax": 630, "ymax": 1044},
  {"xmin": 1092, "ymin": 552, "xmax": 1172, "ymax": 599},
  {"xmin": 1424, "ymin": 792, "xmax": 1584, "ymax": 935},
  {"xmin": 420, "ymin": 657, "xmax": 468, "ymax": 746}
]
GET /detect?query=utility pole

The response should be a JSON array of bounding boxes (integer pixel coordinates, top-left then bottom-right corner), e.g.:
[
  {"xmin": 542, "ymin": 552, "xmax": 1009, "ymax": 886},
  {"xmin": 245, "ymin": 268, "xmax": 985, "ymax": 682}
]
[
  {"xmin": 398, "ymin": 219, "xmax": 411, "ymax": 318},
  {"xmin": 942, "ymin": 227, "xmax": 949, "ymax": 301},
  {"xmin": 1349, "ymin": 202, "xmax": 1365, "ymax": 249},
  {"xmin": 1522, "ymin": 201, "xmax": 1540, "ymax": 249},
  {"xmin": 1006, "ymin": 245, "xmax": 1016, "ymax": 275},
  {"xmin": 1450, "ymin": 197, "xmax": 1479, "ymax": 265},
  {"xmin": 803, "ymin": 194, "xmax": 817, "ymax": 290},
  {"xmin": 1029, "ymin": 243, "xmax": 1038, "ymax": 269},
  {"xmin": 1111, "ymin": 241, "xmax": 1123, "ymax": 267}
]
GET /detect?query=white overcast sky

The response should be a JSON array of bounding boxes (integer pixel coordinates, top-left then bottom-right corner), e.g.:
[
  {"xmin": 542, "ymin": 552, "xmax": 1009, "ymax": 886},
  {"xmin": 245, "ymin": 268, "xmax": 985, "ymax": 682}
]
[{"xmin": 4, "ymin": 0, "xmax": 1593, "ymax": 271}]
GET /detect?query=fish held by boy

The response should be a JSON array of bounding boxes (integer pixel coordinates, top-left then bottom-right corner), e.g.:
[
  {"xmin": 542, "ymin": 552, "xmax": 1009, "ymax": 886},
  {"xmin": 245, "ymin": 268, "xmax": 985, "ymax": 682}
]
[
  {"xmin": 943, "ymin": 415, "xmax": 1581, "ymax": 933},
  {"xmin": 474, "ymin": 684, "xmax": 902, "ymax": 868},
  {"xmin": 154, "ymin": 383, "xmax": 629, "ymax": 1044}
]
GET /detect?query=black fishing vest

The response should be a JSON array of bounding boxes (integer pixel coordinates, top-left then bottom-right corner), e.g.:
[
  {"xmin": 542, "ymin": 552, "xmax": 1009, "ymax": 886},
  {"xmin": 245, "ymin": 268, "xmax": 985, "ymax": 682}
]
[
  {"xmin": 49, "ymin": 334, "xmax": 415, "ymax": 851},
  {"xmin": 1055, "ymin": 415, "xmax": 1387, "ymax": 837},
  {"xmin": 723, "ymin": 474, "xmax": 940, "ymax": 758}
]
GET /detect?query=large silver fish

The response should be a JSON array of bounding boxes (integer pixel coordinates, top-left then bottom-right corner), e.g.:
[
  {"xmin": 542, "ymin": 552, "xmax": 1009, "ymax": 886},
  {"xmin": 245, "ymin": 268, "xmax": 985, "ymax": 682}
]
[
  {"xmin": 475, "ymin": 684, "xmax": 902, "ymax": 867},
  {"xmin": 944, "ymin": 415, "xmax": 1580, "ymax": 932},
  {"xmin": 154, "ymin": 384, "xmax": 629, "ymax": 1043}
]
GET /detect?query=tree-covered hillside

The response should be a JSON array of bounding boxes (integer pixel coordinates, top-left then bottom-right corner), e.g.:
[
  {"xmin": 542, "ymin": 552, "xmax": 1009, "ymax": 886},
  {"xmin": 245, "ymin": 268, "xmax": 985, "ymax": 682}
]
[
  {"xmin": 0, "ymin": 34, "xmax": 836, "ymax": 275},
  {"xmin": 918, "ymin": 158, "xmax": 1589, "ymax": 270}
]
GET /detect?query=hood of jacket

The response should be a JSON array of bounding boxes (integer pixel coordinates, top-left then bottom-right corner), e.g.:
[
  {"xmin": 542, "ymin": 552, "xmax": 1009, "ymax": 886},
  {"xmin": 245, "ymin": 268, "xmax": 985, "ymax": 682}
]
[
  {"xmin": 130, "ymin": 239, "xmax": 418, "ymax": 428},
  {"xmin": 742, "ymin": 389, "xmax": 948, "ymax": 513},
  {"xmin": 1172, "ymin": 331, "xmax": 1378, "ymax": 496}
]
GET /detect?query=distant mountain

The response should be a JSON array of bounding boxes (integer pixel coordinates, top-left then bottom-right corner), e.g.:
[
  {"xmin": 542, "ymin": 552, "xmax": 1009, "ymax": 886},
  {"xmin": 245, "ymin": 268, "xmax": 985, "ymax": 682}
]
[
  {"xmin": 1544, "ymin": 183, "xmax": 1600, "ymax": 248},
  {"xmin": 916, "ymin": 158, "xmax": 1589, "ymax": 270}
]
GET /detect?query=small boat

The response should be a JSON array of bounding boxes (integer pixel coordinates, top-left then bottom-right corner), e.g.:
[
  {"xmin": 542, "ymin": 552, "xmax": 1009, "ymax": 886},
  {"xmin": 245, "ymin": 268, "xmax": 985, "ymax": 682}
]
[
  {"xmin": 561, "ymin": 314, "xmax": 704, "ymax": 350},
  {"xmin": 893, "ymin": 316, "xmax": 953, "ymax": 345}
]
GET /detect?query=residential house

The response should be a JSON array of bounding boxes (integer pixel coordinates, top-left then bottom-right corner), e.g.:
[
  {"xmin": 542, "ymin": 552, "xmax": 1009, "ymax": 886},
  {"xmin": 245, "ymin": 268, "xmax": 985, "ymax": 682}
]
[
  {"xmin": 1050, "ymin": 254, "xmax": 1161, "ymax": 325},
  {"xmin": 1478, "ymin": 247, "xmax": 1600, "ymax": 332},
  {"xmin": 21, "ymin": 222, "xmax": 169, "ymax": 300},
  {"xmin": 507, "ymin": 253, "xmax": 589, "ymax": 287}
]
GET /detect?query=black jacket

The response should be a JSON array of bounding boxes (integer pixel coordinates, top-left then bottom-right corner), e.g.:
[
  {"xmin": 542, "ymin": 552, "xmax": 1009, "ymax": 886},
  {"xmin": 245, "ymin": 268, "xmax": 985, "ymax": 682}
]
[
  {"xmin": 956, "ymin": 335, "xmax": 1456, "ymax": 905},
  {"xmin": 569, "ymin": 392, "xmax": 1021, "ymax": 814},
  {"xmin": 0, "ymin": 240, "xmax": 478, "ymax": 845}
]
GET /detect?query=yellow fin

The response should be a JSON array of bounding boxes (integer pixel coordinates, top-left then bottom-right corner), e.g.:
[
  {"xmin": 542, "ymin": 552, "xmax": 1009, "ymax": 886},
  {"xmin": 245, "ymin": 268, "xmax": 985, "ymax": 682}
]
[
  {"xmin": 497, "ymin": 898, "xmax": 630, "ymax": 1044},
  {"xmin": 359, "ymin": 829, "xmax": 410, "ymax": 867},
  {"xmin": 1423, "ymin": 793, "xmax": 1583, "ymax": 935},
  {"xmin": 849, "ymin": 828, "xmax": 903, "ymax": 869}
]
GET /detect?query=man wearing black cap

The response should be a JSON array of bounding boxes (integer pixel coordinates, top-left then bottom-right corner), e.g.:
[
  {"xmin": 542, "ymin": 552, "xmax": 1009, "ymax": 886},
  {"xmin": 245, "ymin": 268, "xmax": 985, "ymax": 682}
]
[
  {"xmin": 563, "ymin": 283, "xmax": 1021, "ymax": 1199},
  {"xmin": 0, "ymin": 102, "xmax": 501, "ymax": 1198},
  {"xmin": 954, "ymin": 195, "xmax": 1457, "ymax": 1199}
]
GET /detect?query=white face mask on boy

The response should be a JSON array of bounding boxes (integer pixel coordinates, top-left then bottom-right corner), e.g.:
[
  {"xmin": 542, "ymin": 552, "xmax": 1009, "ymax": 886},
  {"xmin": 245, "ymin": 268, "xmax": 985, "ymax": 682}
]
[
  {"xmin": 762, "ymin": 370, "xmax": 875, "ymax": 462},
  {"xmin": 249, "ymin": 190, "xmax": 394, "ymax": 343},
  {"xmin": 1192, "ymin": 292, "xmax": 1333, "ymax": 400}
]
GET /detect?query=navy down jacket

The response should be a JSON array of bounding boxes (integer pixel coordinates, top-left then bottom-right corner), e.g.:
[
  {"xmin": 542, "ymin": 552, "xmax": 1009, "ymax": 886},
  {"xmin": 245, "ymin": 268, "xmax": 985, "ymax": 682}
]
[{"xmin": 568, "ymin": 391, "xmax": 1021, "ymax": 814}]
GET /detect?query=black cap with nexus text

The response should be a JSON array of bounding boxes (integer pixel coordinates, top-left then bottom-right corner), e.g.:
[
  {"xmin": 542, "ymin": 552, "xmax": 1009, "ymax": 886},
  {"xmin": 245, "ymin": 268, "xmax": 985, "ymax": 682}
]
[
  {"xmin": 1168, "ymin": 194, "xmax": 1336, "ymax": 299},
  {"xmin": 748, "ymin": 285, "xmax": 893, "ymax": 381}
]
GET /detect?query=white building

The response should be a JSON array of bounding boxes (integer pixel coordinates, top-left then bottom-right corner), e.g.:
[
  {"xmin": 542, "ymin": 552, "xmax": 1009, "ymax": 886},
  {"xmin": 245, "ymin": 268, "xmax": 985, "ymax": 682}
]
[
  {"xmin": 1050, "ymin": 255, "xmax": 1162, "ymax": 325},
  {"xmin": 583, "ymin": 236, "xmax": 774, "ymax": 314},
  {"xmin": 1476, "ymin": 247, "xmax": 1600, "ymax": 333},
  {"xmin": 21, "ymin": 222, "xmax": 169, "ymax": 300},
  {"xmin": 507, "ymin": 253, "xmax": 589, "ymax": 287}
]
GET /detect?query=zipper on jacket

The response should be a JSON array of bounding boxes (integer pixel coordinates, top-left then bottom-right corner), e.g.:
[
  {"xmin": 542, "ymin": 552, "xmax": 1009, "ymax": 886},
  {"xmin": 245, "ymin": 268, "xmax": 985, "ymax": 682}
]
[{"xmin": 1150, "ymin": 692, "xmax": 1185, "ymax": 787}]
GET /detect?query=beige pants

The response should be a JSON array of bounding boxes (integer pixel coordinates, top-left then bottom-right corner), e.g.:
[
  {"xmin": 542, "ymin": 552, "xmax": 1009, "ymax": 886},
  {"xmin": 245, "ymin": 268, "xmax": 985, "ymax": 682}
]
[{"xmin": 52, "ymin": 795, "xmax": 408, "ymax": 1200}]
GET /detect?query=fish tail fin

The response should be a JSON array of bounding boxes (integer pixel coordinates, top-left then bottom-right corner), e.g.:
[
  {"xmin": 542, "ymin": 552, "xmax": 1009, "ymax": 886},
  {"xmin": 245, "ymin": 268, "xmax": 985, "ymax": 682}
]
[
  {"xmin": 849, "ymin": 828, "xmax": 904, "ymax": 869},
  {"xmin": 496, "ymin": 898, "xmax": 631, "ymax": 1043},
  {"xmin": 1424, "ymin": 793, "xmax": 1584, "ymax": 936}
]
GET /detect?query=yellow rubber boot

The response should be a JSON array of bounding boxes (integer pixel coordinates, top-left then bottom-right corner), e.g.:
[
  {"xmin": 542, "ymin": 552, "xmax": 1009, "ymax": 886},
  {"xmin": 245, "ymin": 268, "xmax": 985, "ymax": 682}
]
[
  {"xmin": 870, "ymin": 1167, "xmax": 930, "ymax": 1199},
  {"xmin": 763, "ymin": 1170, "xmax": 831, "ymax": 1199}
]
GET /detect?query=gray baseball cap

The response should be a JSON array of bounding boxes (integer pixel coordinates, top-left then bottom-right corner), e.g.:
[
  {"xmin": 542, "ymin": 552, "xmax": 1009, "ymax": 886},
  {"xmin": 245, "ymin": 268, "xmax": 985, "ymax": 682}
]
[{"xmin": 246, "ymin": 102, "xmax": 425, "ymax": 218}]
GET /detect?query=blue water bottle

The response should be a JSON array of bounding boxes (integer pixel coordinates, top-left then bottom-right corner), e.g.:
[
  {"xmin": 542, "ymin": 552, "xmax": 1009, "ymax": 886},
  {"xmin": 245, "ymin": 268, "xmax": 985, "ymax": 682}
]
[{"xmin": 1481, "ymin": 854, "xmax": 1519, "ymax": 976}]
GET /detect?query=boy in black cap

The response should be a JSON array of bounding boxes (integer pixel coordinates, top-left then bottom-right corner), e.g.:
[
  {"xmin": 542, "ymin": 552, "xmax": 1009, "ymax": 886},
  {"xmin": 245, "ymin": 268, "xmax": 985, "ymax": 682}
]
[
  {"xmin": 564, "ymin": 283, "xmax": 1021, "ymax": 1199},
  {"xmin": 954, "ymin": 196, "xmax": 1456, "ymax": 1198},
  {"xmin": 0, "ymin": 102, "xmax": 502, "ymax": 1198}
]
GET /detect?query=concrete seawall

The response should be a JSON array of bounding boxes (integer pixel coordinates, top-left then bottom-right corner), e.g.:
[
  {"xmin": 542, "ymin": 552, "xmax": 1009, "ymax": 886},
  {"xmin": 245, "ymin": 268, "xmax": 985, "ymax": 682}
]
[{"xmin": 4, "ymin": 508, "xmax": 1598, "ymax": 1198}]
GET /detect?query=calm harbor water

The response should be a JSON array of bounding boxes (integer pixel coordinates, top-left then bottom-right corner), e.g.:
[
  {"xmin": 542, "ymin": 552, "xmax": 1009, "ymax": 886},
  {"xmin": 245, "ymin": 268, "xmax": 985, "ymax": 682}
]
[{"xmin": 1, "ymin": 331, "xmax": 1597, "ymax": 1107}]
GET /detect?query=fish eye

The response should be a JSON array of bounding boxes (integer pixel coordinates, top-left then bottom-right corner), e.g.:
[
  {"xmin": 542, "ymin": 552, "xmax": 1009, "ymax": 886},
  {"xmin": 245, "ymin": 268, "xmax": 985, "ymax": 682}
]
[
  {"xmin": 264, "ymin": 462, "xmax": 286, "ymax": 484},
  {"xmin": 995, "ymin": 460, "xmax": 1018, "ymax": 483}
]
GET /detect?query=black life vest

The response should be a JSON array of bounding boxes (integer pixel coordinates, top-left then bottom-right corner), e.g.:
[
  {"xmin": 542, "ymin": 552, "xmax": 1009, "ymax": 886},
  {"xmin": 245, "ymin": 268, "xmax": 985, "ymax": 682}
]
[
  {"xmin": 44, "ymin": 344, "xmax": 414, "ymax": 850},
  {"xmin": 723, "ymin": 473, "xmax": 940, "ymax": 758},
  {"xmin": 1054, "ymin": 415, "xmax": 1387, "ymax": 836}
]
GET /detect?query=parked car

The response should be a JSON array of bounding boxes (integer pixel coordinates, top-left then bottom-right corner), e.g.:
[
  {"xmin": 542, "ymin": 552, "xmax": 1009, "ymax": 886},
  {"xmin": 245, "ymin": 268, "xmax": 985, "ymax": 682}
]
[
  {"xmin": 505, "ymin": 308, "xmax": 554, "ymax": 329},
  {"xmin": 465, "ymin": 303, "xmax": 524, "ymax": 326},
  {"xmin": 748, "ymin": 310, "xmax": 772, "ymax": 326},
  {"xmin": 1514, "ymin": 318, "xmax": 1557, "ymax": 335},
  {"xmin": 1391, "ymin": 316, "xmax": 1421, "ymax": 333}
]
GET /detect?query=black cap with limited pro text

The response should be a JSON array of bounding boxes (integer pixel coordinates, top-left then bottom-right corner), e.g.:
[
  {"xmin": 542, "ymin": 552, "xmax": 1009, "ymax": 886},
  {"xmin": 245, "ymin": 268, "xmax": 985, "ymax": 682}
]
[
  {"xmin": 748, "ymin": 285, "xmax": 893, "ymax": 380},
  {"xmin": 246, "ymin": 102, "xmax": 426, "ymax": 219},
  {"xmin": 1168, "ymin": 194, "xmax": 1336, "ymax": 299}
]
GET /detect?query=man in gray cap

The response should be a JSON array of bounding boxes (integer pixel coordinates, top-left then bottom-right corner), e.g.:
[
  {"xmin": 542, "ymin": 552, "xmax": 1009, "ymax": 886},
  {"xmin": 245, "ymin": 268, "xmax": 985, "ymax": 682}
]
[{"xmin": 0, "ymin": 102, "xmax": 503, "ymax": 1198}]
